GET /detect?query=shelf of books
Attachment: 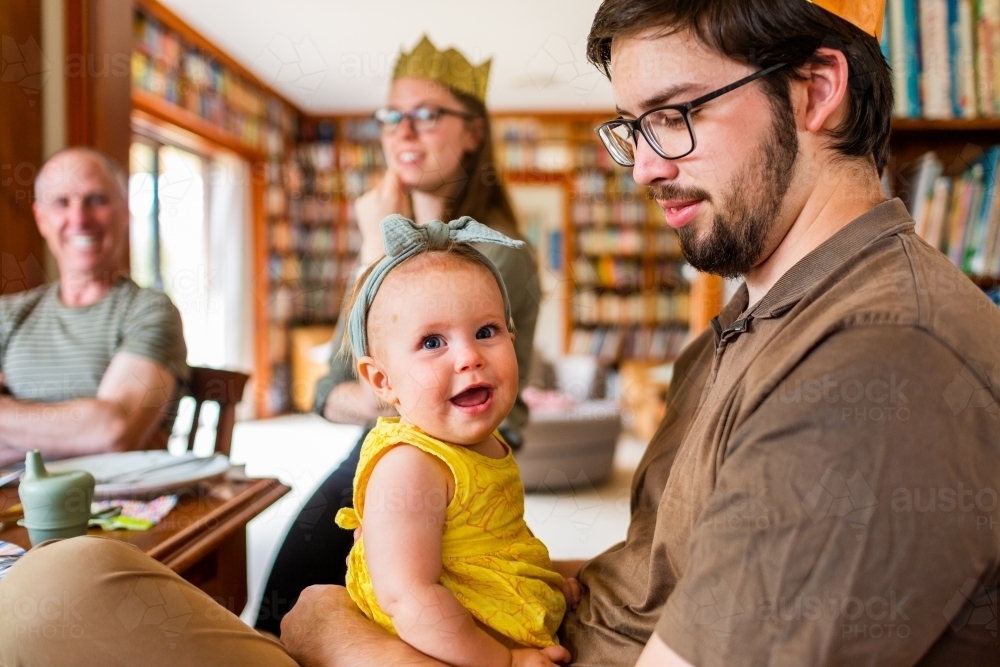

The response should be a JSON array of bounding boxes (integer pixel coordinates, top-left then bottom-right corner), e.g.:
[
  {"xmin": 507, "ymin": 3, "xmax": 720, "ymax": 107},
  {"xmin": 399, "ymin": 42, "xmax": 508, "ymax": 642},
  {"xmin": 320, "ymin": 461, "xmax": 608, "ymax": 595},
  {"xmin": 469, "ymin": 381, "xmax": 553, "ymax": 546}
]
[
  {"xmin": 132, "ymin": 5, "xmax": 297, "ymax": 156},
  {"xmin": 262, "ymin": 117, "xmax": 376, "ymax": 413},
  {"xmin": 494, "ymin": 115, "xmax": 693, "ymax": 365},
  {"xmin": 881, "ymin": 1, "xmax": 1000, "ymax": 306}
]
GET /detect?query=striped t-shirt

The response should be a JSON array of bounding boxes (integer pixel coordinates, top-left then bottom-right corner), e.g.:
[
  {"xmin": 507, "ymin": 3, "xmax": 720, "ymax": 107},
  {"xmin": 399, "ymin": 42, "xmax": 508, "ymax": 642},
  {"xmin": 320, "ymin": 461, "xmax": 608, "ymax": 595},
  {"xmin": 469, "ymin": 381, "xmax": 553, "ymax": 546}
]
[{"xmin": 0, "ymin": 279, "xmax": 189, "ymax": 444}]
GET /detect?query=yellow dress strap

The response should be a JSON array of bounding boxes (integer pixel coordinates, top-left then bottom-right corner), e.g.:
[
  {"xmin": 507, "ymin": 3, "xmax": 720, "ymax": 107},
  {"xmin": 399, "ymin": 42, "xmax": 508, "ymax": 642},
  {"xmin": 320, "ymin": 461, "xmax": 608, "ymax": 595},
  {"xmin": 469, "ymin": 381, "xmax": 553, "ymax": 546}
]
[{"xmin": 335, "ymin": 507, "xmax": 360, "ymax": 530}]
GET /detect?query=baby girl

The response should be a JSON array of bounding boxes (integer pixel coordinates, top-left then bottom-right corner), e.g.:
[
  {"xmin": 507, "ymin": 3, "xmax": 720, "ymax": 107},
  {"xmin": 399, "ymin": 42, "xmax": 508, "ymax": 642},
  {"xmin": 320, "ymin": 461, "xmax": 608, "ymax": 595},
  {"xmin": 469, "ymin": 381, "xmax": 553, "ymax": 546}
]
[{"xmin": 334, "ymin": 215, "xmax": 580, "ymax": 667}]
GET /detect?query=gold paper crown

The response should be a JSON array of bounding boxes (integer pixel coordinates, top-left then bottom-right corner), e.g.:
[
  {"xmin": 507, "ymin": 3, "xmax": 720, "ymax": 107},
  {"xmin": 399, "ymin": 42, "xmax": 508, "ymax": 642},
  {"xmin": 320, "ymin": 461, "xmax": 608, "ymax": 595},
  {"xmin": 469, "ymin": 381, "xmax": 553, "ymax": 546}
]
[
  {"xmin": 393, "ymin": 35, "xmax": 492, "ymax": 103},
  {"xmin": 809, "ymin": 0, "xmax": 886, "ymax": 39}
]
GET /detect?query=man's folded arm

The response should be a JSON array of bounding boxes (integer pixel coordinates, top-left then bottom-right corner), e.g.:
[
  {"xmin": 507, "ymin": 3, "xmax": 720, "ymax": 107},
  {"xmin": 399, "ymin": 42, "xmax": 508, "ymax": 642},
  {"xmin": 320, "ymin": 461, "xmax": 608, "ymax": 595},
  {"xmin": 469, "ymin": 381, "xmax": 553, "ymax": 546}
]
[{"xmin": 0, "ymin": 351, "xmax": 176, "ymax": 458}]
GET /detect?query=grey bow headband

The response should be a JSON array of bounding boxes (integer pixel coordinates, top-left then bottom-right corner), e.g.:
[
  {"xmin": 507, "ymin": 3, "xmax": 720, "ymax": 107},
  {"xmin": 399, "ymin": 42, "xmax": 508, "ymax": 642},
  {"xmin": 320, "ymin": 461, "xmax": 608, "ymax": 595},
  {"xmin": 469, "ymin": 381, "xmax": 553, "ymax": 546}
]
[{"xmin": 347, "ymin": 214, "xmax": 524, "ymax": 359}]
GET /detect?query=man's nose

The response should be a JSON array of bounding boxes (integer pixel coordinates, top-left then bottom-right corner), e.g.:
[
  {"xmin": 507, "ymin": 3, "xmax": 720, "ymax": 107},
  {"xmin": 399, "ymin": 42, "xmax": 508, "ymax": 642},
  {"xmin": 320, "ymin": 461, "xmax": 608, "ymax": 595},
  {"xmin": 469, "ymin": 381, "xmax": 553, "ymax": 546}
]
[
  {"xmin": 65, "ymin": 199, "xmax": 90, "ymax": 225},
  {"xmin": 631, "ymin": 133, "xmax": 681, "ymax": 186}
]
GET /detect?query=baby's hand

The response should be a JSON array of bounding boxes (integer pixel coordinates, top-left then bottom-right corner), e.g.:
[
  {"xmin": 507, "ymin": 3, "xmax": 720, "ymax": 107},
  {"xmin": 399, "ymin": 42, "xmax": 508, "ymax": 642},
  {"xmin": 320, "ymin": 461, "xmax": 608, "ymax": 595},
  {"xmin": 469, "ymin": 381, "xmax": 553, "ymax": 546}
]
[
  {"xmin": 511, "ymin": 646, "xmax": 571, "ymax": 667},
  {"xmin": 562, "ymin": 577, "xmax": 583, "ymax": 611}
]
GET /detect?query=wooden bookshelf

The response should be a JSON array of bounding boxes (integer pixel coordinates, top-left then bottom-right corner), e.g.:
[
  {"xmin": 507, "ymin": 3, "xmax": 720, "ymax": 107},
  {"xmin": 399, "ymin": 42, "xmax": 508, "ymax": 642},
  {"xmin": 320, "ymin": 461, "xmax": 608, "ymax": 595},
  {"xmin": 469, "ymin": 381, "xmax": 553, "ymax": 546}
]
[
  {"xmin": 891, "ymin": 119, "xmax": 1000, "ymax": 132},
  {"xmin": 888, "ymin": 118, "xmax": 1000, "ymax": 284},
  {"xmin": 132, "ymin": 89, "xmax": 264, "ymax": 160}
]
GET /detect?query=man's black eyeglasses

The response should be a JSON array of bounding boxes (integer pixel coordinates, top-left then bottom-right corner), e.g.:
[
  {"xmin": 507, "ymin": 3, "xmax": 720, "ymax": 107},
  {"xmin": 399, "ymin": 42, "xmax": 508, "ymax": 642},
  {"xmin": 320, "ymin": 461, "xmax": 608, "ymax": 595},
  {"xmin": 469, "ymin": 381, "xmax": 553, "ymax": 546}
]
[{"xmin": 596, "ymin": 63, "xmax": 786, "ymax": 166}]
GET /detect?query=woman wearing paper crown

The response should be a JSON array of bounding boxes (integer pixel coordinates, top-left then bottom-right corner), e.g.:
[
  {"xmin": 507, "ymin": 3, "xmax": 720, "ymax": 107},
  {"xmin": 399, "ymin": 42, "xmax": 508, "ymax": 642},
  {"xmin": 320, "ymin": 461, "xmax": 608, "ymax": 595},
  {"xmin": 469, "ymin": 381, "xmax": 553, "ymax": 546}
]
[{"xmin": 255, "ymin": 35, "xmax": 542, "ymax": 635}]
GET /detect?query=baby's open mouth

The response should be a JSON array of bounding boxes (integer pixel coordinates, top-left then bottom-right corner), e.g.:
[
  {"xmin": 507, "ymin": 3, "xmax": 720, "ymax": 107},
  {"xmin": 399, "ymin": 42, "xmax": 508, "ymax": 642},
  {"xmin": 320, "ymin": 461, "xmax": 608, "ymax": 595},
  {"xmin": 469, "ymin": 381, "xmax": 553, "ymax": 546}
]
[{"xmin": 450, "ymin": 385, "xmax": 492, "ymax": 408}]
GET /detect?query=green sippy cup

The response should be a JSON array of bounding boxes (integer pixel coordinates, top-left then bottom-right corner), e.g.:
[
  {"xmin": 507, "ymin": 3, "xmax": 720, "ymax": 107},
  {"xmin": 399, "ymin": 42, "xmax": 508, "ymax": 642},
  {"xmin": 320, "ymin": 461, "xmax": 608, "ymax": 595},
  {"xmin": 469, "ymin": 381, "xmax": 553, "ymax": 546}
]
[{"xmin": 17, "ymin": 450, "xmax": 95, "ymax": 546}]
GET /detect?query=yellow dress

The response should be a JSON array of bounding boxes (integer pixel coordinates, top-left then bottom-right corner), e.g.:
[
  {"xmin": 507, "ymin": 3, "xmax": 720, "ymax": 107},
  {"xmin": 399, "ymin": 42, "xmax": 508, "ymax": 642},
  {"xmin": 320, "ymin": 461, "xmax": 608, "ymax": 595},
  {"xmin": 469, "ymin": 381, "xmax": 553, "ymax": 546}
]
[{"xmin": 335, "ymin": 417, "xmax": 565, "ymax": 648}]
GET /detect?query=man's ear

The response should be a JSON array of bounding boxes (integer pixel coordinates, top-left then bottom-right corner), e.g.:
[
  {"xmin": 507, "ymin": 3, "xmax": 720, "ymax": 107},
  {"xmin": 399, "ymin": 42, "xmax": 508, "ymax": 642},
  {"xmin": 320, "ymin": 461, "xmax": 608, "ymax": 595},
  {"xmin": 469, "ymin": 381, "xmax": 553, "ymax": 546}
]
[
  {"xmin": 356, "ymin": 356, "xmax": 397, "ymax": 406},
  {"xmin": 32, "ymin": 201, "xmax": 46, "ymax": 235},
  {"xmin": 797, "ymin": 47, "xmax": 850, "ymax": 134}
]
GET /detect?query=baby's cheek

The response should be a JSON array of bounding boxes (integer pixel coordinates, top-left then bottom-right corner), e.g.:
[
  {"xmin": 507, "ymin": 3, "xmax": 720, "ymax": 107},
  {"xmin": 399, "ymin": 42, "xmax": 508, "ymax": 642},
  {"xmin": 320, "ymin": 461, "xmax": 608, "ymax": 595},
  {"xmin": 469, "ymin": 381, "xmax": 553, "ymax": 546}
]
[{"xmin": 403, "ymin": 371, "xmax": 449, "ymax": 408}]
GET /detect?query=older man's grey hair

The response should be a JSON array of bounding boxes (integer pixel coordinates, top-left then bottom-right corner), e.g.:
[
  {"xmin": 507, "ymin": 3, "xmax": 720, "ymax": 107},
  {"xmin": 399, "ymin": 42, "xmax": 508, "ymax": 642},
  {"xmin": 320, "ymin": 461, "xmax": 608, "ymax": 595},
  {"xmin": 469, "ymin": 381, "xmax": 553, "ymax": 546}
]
[{"xmin": 34, "ymin": 147, "xmax": 128, "ymax": 203}]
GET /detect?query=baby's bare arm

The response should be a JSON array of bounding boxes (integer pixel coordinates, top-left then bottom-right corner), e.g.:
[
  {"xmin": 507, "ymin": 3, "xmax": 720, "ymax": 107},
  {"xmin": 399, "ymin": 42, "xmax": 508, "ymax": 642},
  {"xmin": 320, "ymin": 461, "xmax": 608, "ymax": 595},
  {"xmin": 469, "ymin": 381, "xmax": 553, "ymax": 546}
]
[{"xmin": 363, "ymin": 445, "xmax": 512, "ymax": 667}]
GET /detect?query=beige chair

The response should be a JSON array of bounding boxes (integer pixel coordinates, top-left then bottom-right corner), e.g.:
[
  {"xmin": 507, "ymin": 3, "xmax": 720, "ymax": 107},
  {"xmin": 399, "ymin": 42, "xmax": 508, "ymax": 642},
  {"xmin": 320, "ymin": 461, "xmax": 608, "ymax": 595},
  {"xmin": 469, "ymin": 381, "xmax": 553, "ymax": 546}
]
[
  {"xmin": 182, "ymin": 367, "xmax": 250, "ymax": 456},
  {"xmin": 515, "ymin": 400, "xmax": 622, "ymax": 492}
]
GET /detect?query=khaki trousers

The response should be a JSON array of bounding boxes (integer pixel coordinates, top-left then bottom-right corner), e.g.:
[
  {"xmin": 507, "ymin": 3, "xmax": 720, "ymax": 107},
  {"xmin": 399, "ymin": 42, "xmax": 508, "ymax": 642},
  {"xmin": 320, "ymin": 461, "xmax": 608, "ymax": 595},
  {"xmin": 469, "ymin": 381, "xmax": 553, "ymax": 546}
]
[{"xmin": 0, "ymin": 536, "xmax": 298, "ymax": 667}]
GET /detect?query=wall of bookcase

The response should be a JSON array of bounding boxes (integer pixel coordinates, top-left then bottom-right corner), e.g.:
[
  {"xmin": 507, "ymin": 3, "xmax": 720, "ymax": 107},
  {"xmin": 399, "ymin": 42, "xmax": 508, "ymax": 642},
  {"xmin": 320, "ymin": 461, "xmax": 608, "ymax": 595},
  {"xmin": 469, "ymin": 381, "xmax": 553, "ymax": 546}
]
[
  {"xmin": 887, "ymin": 120, "xmax": 1000, "ymax": 288},
  {"xmin": 264, "ymin": 116, "xmax": 378, "ymax": 413},
  {"xmin": 882, "ymin": 0, "xmax": 1000, "ymax": 291}
]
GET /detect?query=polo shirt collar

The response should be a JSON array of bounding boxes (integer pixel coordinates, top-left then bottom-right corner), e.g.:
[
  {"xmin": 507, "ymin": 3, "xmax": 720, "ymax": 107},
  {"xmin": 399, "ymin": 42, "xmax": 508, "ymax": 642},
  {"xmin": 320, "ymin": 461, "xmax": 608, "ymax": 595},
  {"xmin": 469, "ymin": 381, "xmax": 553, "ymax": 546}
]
[
  {"xmin": 710, "ymin": 198, "xmax": 914, "ymax": 347},
  {"xmin": 750, "ymin": 198, "xmax": 914, "ymax": 319}
]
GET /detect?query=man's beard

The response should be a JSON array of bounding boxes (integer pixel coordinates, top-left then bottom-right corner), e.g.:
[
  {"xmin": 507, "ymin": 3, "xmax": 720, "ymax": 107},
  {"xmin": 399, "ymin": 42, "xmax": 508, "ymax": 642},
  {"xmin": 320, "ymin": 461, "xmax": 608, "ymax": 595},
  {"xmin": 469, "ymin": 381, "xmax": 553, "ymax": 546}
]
[{"xmin": 647, "ymin": 101, "xmax": 799, "ymax": 278}]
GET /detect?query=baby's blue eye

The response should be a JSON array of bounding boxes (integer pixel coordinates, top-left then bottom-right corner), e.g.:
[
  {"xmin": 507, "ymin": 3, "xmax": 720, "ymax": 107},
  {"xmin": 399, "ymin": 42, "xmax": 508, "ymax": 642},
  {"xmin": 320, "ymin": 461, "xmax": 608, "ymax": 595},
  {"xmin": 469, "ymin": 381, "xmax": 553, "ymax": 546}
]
[
  {"xmin": 422, "ymin": 336, "xmax": 443, "ymax": 350},
  {"xmin": 476, "ymin": 326, "xmax": 495, "ymax": 340}
]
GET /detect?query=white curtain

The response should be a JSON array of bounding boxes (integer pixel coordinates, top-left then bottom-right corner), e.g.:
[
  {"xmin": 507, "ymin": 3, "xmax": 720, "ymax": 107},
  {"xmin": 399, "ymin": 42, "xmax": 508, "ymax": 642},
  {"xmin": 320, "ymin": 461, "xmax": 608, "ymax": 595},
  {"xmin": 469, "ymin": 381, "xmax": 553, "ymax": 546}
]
[{"xmin": 207, "ymin": 154, "xmax": 255, "ymax": 418}]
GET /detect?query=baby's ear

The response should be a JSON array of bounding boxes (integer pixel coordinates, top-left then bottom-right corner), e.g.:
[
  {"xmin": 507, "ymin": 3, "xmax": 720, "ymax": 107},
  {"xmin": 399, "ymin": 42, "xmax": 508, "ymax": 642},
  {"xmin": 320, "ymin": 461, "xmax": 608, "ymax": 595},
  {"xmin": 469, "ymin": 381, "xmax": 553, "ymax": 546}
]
[{"xmin": 357, "ymin": 356, "xmax": 397, "ymax": 405}]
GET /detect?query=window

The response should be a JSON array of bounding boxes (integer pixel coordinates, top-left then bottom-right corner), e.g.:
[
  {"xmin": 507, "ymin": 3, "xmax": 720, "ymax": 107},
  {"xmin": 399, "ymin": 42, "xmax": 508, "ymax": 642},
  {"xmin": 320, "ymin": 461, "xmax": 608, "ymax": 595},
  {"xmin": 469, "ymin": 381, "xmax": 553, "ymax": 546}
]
[{"xmin": 129, "ymin": 139, "xmax": 211, "ymax": 365}]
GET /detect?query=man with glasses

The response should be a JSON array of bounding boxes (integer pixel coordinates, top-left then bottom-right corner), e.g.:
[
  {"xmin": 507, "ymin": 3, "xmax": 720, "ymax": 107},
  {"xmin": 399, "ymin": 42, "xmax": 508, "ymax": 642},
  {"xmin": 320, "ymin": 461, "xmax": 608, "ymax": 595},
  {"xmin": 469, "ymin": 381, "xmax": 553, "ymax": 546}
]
[
  {"xmin": 280, "ymin": 2, "xmax": 997, "ymax": 666},
  {"xmin": 2, "ymin": 2, "xmax": 996, "ymax": 666}
]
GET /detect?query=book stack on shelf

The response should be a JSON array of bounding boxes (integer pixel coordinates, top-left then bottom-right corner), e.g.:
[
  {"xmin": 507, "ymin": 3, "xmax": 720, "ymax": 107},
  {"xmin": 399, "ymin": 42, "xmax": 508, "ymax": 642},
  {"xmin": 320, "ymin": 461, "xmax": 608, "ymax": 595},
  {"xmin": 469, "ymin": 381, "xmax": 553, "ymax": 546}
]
[
  {"xmin": 132, "ymin": 9, "xmax": 297, "ymax": 152},
  {"xmin": 264, "ymin": 118, "xmax": 368, "ymax": 412},
  {"xmin": 495, "ymin": 114, "xmax": 693, "ymax": 365},
  {"xmin": 901, "ymin": 147, "xmax": 1000, "ymax": 276},
  {"xmin": 495, "ymin": 117, "xmax": 575, "ymax": 173},
  {"xmin": 570, "ymin": 121, "xmax": 691, "ymax": 364},
  {"xmin": 338, "ymin": 117, "xmax": 386, "ymax": 225},
  {"xmin": 880, "ymin": 3, "xmax": 1000, "ymax": 296},
  {"xmin": 883, "ymin": 0, "xmax": 1000, "ymax": 118}
]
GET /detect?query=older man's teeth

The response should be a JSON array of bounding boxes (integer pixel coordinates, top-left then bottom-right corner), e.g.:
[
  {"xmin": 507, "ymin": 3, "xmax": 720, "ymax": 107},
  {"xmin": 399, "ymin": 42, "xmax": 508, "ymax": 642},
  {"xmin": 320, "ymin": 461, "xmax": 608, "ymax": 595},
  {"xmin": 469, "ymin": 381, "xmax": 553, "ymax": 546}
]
[{"xmin": 68, "ymin": 236, "xmax": 97, "ymax": 249}]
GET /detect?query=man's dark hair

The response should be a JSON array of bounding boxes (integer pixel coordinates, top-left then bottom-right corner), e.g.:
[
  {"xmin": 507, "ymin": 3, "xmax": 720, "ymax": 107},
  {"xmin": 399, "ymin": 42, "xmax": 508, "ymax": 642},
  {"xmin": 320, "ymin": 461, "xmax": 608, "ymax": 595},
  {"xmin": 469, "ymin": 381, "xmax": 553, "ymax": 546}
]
[{"xmin": 586, "ymin": 0, "xmax": 893, "ymax": 172}]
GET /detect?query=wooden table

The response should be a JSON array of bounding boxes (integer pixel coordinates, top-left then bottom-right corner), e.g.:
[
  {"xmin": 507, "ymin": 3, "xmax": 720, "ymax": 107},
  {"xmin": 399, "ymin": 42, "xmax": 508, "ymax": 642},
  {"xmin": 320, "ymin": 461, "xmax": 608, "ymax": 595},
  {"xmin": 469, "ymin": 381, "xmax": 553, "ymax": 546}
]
[{"xmin": 0, "ymin": 475, "xmax": 289, "ymax": 613}]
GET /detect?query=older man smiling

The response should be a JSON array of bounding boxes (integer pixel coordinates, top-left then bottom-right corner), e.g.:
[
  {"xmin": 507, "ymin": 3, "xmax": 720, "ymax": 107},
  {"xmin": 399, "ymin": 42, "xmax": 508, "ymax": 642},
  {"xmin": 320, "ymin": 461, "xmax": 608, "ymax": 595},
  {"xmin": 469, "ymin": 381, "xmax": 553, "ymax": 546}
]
[{"xmin": 0, "ymin": 147, "xmax": 188, "ymax": 466}]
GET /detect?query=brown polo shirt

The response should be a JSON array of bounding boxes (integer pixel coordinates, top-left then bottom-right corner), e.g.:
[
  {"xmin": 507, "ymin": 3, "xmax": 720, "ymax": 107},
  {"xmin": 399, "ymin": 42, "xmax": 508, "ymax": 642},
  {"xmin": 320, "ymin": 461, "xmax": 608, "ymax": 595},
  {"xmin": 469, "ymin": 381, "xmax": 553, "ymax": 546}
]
[{"xmin": 563, "ymin": 199, "xmax": 1000, "ymax": 666}]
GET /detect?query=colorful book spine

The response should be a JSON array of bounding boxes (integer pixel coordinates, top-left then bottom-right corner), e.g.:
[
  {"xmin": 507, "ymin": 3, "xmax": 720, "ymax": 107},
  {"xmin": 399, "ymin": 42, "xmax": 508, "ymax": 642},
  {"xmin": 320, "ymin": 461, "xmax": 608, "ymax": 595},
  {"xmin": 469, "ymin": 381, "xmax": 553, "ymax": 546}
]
[
  {"xmin": 965, "ymin": 149, "xmax": 999, "ymax": 272},
  {"xmin": 949, "ymin": 0, "xmax": 979, "ymax": 117},
  {"xmin": 921, "ymin": 0, "xmax": 954, "ymax": 118},
  {"xmin": 890, "ymin": 0, "xmax": 922, "ymax": 116}
]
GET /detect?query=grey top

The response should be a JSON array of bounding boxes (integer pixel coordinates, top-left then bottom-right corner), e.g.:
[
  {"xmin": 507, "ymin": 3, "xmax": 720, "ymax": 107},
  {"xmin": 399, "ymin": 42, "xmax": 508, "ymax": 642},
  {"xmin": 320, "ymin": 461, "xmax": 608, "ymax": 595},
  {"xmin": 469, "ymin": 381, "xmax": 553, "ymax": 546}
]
[
  {"xmin": 0, "ymin": 279, "xmax": 190, "ymax": 443},
  {"xmin": 314, "ymin": 211, "xmax": 540, "ymax": 437}
]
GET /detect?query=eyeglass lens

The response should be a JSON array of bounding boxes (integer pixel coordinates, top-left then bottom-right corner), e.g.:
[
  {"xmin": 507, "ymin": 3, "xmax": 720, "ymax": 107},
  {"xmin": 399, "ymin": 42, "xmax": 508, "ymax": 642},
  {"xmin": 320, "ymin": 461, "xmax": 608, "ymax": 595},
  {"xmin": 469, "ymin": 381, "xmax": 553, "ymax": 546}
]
[
  {"xmin": 600, "ymin": 108, "xmax": 692, "ymax": 165},
  {"xmin": 377, "ymin": 107, "xmax": 440, "ymax": 133}
]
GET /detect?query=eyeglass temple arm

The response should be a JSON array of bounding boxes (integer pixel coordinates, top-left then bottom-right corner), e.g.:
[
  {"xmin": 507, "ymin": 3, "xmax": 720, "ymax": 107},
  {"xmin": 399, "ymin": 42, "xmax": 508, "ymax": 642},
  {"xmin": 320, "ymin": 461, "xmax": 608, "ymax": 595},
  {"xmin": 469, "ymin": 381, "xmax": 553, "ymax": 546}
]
[{"xmin": 680, "ymin": 62, "xmax": 787, "ymax": 111}]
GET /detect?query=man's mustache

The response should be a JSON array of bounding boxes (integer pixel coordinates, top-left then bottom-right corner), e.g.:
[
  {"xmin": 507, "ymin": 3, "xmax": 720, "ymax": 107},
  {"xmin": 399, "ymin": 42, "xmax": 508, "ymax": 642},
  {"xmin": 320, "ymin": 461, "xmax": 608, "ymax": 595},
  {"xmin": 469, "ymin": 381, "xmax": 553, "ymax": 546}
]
[{"xmin": 645, "ymin": 184, "xmax": 712, "ymax": 203}]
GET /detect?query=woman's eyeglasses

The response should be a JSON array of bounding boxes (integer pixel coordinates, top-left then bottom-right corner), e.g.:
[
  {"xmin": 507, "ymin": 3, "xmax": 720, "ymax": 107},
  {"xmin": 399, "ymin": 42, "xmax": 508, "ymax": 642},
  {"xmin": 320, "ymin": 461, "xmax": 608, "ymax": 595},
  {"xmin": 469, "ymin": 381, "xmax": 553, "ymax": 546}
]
[
  {"xmin": 373, "ymin": 105, "xmax": 475, "ymax": 134},
  {"xmin": 595, "ymin": 63, "xmax": 786, "ymax": 166}
]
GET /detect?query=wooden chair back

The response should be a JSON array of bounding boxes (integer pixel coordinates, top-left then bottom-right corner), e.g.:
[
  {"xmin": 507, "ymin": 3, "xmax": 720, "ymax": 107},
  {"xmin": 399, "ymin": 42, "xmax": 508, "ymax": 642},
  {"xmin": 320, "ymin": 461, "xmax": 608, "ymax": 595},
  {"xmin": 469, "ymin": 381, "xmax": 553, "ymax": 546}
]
[{"xmin": 185, "ymin": 367, "xmax": 250, "ymax": 457}]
